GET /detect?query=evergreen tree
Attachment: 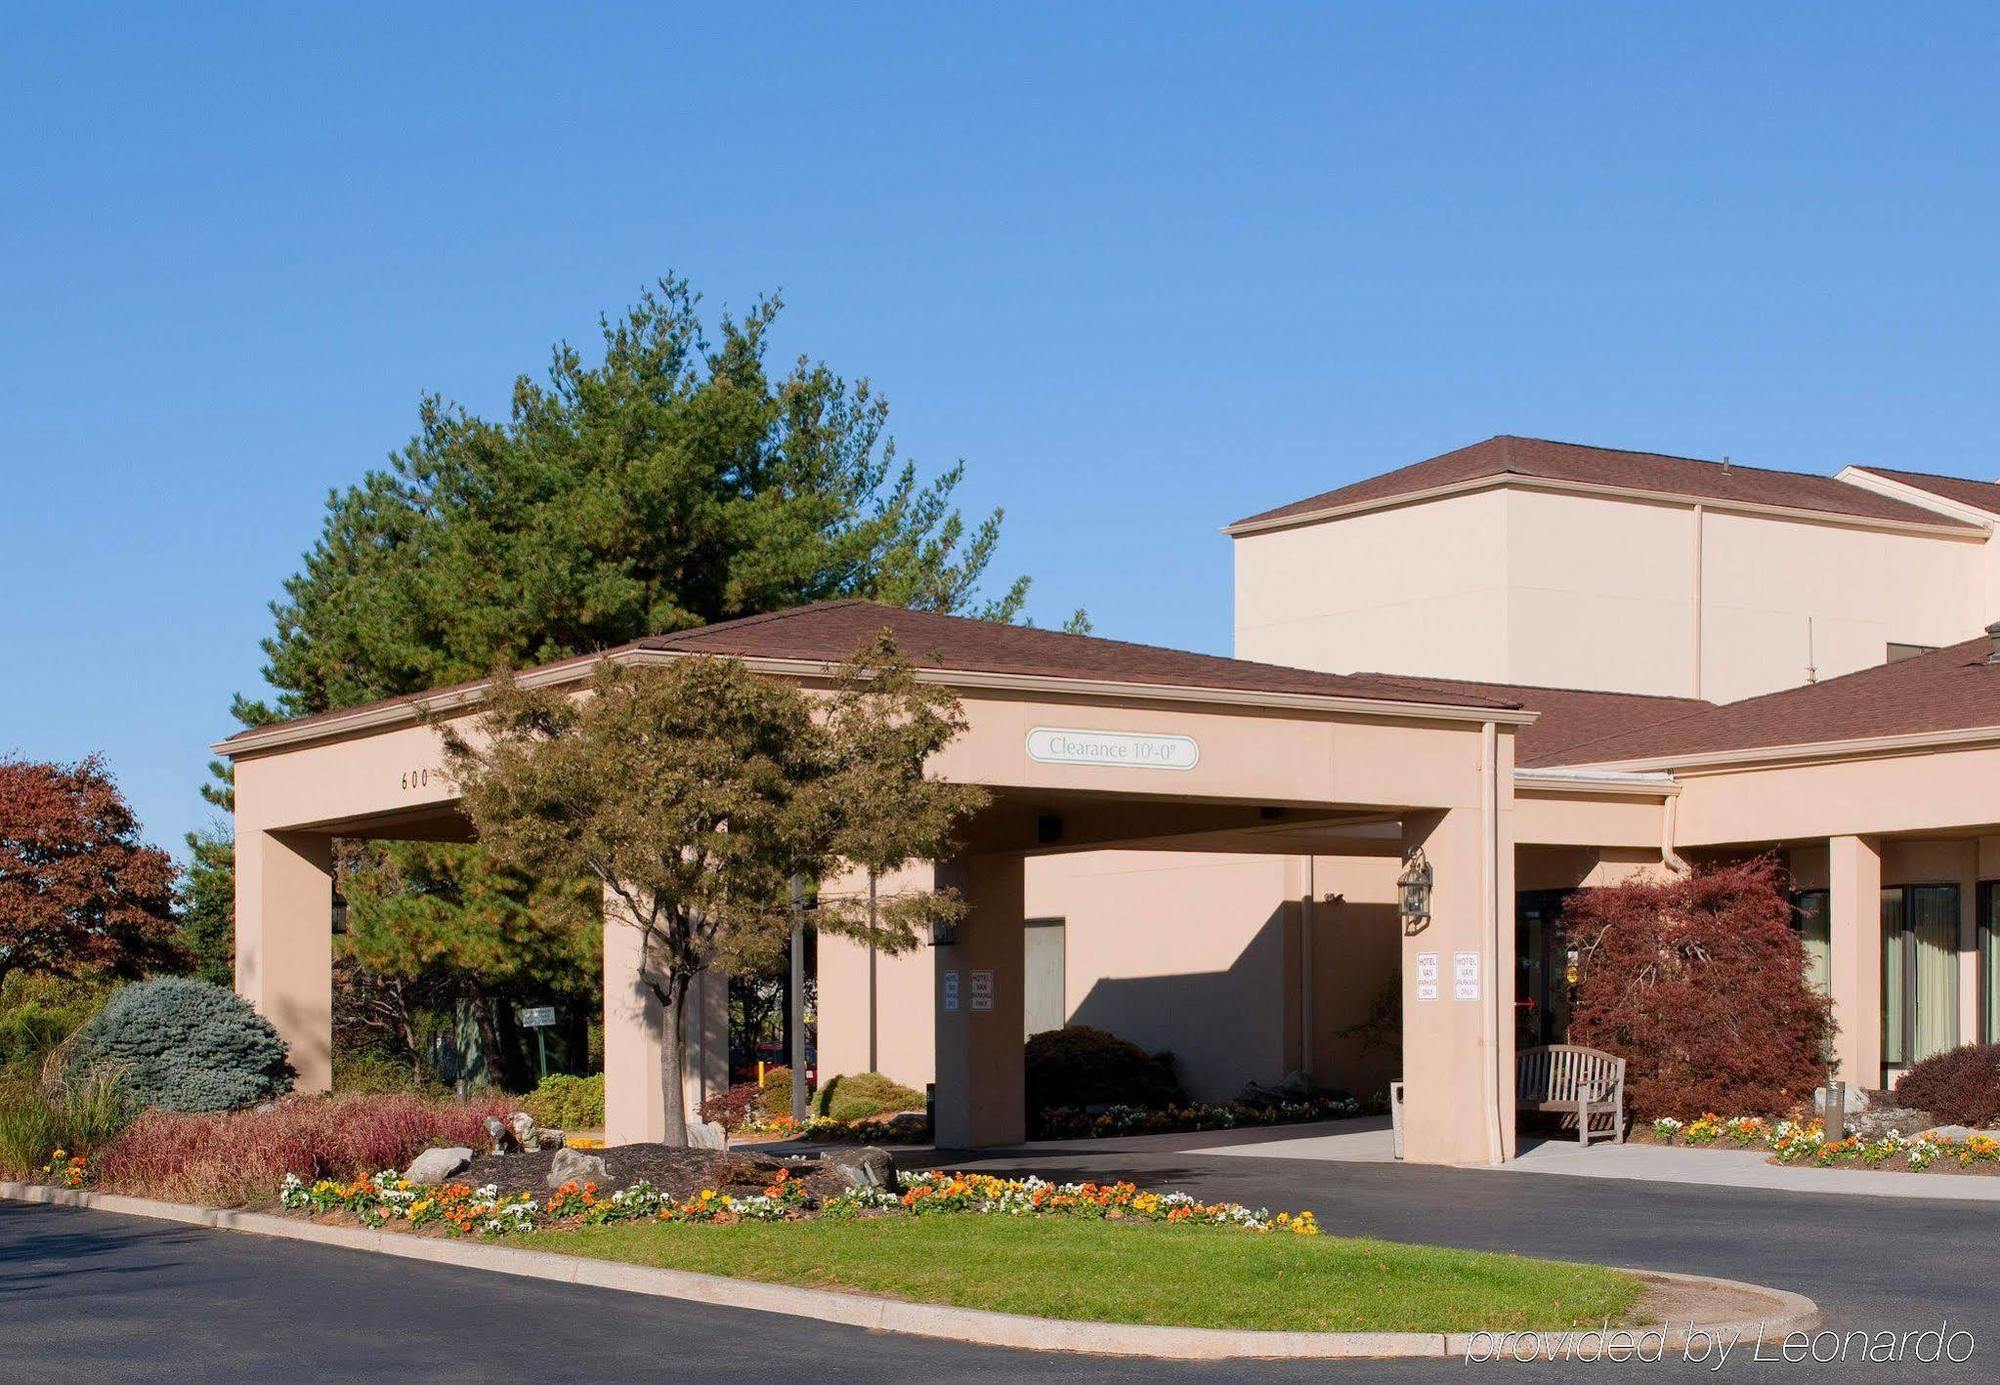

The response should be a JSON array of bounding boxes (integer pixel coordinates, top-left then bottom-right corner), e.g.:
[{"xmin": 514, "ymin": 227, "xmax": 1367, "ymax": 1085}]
[{"xmin": 186, "ymin": 277, "xmax": 1038, "ymax": 1074}]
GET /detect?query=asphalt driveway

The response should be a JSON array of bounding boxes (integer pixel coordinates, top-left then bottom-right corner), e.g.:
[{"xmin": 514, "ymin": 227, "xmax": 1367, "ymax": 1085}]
[{"xmin": 2, "ymin": 1145, "xmax": 1993, "ymax": 1382}]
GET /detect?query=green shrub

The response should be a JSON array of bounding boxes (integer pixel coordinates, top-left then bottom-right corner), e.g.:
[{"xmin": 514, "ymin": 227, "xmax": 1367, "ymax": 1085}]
[
  {"xmin": 814, "ymin": 1071, "xmax": 924, "ymax": 1123},
  {"xmin": 0, "ymin": 1063, "xmax": 136, "ymax": 1179},
  {"xmin": 0, "ymin": 973, "xmax": 114, "ymax": 1075},
  {"xmin": 758, "ymin": 1066, "xmax": 803, "ymax": 1117},
  {"xmin": 1024, "ymin": 1025, "xmax": 1184, "ymax": 1115},
  {"xmin": 522, "ymin": 1072, "xmax": 604, "ymax": 1130},
  {"xmin": 332, "ymin": 1051, "xmax": 447, "ymax": 1098},
  {"xmin": 72, "ymin": 977, "xmax": 292, "ymax": 1113}
]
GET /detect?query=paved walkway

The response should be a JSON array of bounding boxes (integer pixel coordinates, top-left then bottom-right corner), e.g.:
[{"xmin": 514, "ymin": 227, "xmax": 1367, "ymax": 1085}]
[{"xmin": 1497, "ymin": 1138, "xmax": 2000, "ymax": 1200}]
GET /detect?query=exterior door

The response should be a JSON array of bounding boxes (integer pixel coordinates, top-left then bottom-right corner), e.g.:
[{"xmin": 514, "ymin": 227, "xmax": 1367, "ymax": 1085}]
[
  {"xmin": 1023, "ymin": 918, "xmax": 1066, "ymax": 1039},
  {"xmin": 1515, "ymin": 891, "xmax": 1573, "ymax": 1048}
]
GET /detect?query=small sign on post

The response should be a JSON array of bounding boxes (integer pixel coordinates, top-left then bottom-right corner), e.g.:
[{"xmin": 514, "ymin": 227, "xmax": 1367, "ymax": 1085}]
[{"xmin": 516, "ymin": 1005, "xmax": 557, "ymax": 1080}]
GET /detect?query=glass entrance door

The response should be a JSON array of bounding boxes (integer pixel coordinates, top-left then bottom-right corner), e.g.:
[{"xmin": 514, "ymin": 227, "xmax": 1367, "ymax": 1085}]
[{"xmin": 1515, "ymin": 891, "xmax": 1572, "ymax": 1049}]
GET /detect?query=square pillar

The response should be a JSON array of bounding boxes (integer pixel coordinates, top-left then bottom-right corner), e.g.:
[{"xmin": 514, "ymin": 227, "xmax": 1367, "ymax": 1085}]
[
  {"xmin": 1400, "ymin": 803, "xmax": 1510, "ymax": 1166},
  {"xmin": 933, "ymin": 854, "xmax": 1026, "ymax": 1149},
  {"xmin": 1828, "ymin": 834, "xmax": 1883, "ymax": 1088},
  {"xmin": 601, "ymin": 886, "xmax": 727, "ymax": 1145},
  {"xmin": 233, "ymin": 828, "xmax": 335, "ymax": 1093}
]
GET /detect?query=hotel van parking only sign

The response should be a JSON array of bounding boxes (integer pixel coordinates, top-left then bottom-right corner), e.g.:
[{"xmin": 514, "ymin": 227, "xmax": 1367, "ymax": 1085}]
[{"xmin": 1026, "ymin": 727, "xmax": 1199, "ymax": 771}]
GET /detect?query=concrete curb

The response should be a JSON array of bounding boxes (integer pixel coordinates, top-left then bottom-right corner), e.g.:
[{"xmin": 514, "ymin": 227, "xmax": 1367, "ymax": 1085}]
[{"xmin": 2, "ymin": 1181, "xmax": 1818, "ymax": 1360}]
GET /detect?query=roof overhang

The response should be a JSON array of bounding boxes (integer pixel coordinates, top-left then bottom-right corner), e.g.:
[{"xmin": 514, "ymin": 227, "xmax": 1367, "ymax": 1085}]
[
  {"xmin": 215, "ymin": 647, "xmax": 1540, "ymax": 759},
  {"xmin": 1222, "ymin": 472, "xmax": 1989, "ymax": 540},
  {"xmin": 1514, "ymin": 767, "xmax": 1679, "ymax": 798}
]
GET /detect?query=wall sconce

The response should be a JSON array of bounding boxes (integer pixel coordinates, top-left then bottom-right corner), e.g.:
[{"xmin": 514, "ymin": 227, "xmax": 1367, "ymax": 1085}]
[
  {"xmin": 1398, "ymin": 847, "xmax": 1433, "ymax": 934},
  {"xmin": 928, "ymin": 917, "xmax": 959, "ymax": 947}
]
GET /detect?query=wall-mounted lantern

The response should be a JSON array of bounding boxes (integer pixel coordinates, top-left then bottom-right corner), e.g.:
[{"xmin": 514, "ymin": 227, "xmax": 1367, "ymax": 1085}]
[
  {"xmin": 1397, "ymin": 847, "xmax": 1433, "ymax": 934},
  {"xmin": 928, "ymin": 916, "xmax": 959, "ymax": 947}
]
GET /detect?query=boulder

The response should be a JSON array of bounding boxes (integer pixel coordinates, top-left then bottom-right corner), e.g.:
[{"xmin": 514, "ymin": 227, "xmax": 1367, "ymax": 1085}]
[
  {"xmin": 546, "ymin": 1146, "xmax": 609, "ymax": 1190},
  {"xmin": 483, "ymin": 1114, "xmax": 517, "ymax": 1155},
  {"xmin": 508, "ymin": 1111, "xmax": 539, "ymax": 1151},
  {"xmin": 821, "ymin": 1145, "xmax": 898, "ymax": 1192},
  {"xmin": 1813, "ymin": 1084, "xmax": 1870, "ymax": 1115},
  {"xmin": 402, "ymin": 1146, "xmax": 474, "ymax": 1185},
  {"xmin": 1920, "ymin": 1124, "xmax": 1977, "ymax": 1143},
  {"xmin": 536, "ymin": 1128, "xmax": 568, "ymax": 1150},
  {"xmin": 686, "ymin": 1119, "xmax": 728, "ymax": 1151}
]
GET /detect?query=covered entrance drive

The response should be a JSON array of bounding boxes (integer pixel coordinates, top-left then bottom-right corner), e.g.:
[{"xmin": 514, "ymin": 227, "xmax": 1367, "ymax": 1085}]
[{"xmin": 218, "ymin": 602, "xmax": 1536, "ymax": 1165}]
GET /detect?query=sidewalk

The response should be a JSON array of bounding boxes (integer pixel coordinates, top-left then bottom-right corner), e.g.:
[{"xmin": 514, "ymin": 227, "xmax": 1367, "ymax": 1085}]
[{"xmin": 1491, "ymin": 1139, "xmax": 2000, "ymax": 1201}]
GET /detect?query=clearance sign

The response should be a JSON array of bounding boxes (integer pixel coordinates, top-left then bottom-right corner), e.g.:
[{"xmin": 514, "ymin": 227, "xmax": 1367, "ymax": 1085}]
[{"xmin": 1025, "ymin": 727, "xmax": 1200, "ymax": 771}]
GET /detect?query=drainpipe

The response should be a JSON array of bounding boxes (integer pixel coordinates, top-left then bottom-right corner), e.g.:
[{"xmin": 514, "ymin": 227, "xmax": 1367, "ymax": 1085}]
[
  {"xmin": 1661, "ymin": 789, "xmax": 1691, "ymax": 876},
  {"xmin": 1481, "ymin": 720, "xmax": 1504, "ymax": 1165}
]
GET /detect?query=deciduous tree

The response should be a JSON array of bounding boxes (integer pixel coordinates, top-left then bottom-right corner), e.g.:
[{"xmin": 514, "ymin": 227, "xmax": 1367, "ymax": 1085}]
[
  {"xmin": 0, "ymin": 756, "xmax": 183, "ymax": 988},
  {"xmin": 441, "ymin": 638, "xmax": 984, "ymax": 1142}
]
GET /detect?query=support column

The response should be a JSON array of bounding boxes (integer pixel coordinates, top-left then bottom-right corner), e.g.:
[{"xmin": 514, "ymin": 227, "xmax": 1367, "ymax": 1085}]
[
  {"xmin": 933, "ymin": 854, "xmax": 1026, "ymax": 1149},
  {"xmin": 1400, "ymin": 802, "xmax": 1510, "ymax": 1166},
  {"xmin": 601, "ymin": 889, "xmax": 728, "ymax": 1146},
  {"xmin": 1829, "ymin": 834, "xmax": 1883, "ymax": 1088},
  {"xmin": 234, "ymin": 828, "xmax": 335, "ymax": 1093}
]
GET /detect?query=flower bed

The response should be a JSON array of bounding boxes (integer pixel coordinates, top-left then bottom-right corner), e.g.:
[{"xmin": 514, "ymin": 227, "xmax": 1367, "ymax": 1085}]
[
  {"xmin": 279, "ymin": 1166, "xmax": 1319, "ymax": 1239},
  {"xmin": 1649, "ymin": 1114, "xmax": 2000, "ymax": 1173}
]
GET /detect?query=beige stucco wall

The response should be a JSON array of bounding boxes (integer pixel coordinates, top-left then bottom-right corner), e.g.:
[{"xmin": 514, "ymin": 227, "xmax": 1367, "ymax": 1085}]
[
  {"xmin": 1233, "ymin": 483, "xmax": 1988, "ymax": 702},
  {"xmin": 1696, "ymin": 509, "xmax": 1980, "ymax": 704},
  {"xmin": 1233, "ymin": 489, "xmax": 1512, "ymax": 680}
]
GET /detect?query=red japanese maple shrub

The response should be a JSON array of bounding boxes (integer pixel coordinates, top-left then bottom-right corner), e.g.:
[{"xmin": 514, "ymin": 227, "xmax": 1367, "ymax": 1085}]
[{"xmin": 1559, "ymin": 858, "xmax": 1831, "ymax": 1119}]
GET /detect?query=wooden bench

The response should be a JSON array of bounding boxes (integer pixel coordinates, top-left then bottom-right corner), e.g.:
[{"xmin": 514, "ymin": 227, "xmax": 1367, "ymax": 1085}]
[{"xmin": 1516, "ymin": 1044, "xmax": 1625, "ymax": 1145}]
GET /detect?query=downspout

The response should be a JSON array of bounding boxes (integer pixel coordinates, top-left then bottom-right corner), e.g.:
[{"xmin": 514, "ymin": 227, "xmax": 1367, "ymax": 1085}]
[
  {"xmin": 1481, "ymin": 720, "xmax": 1504, "ymax": 1165},
  {"xmin": 1661, "ymin": 787, "xmax": 1691, "ymax": 875}
]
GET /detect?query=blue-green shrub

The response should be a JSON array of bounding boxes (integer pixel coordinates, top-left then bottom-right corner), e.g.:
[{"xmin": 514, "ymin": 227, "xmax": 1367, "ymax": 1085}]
[{"xmin": 74, "ymin": 978, "xmax": 293, "ymax": 1112}]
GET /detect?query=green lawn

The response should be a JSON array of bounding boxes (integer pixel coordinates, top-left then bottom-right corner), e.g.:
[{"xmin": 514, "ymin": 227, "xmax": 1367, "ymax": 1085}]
[{"xmin": 529, "ymin": 1216, "xmax": 1641, "ymax": 1333}]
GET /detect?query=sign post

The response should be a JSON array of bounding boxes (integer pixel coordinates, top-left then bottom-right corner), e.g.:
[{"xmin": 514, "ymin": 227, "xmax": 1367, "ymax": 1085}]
[{"xmin": 516, "ymin": 1005, "xmax": 557, "ymax": 1080}]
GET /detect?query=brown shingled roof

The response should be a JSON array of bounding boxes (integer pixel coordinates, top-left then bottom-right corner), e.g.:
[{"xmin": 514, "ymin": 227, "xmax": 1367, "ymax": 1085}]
[
  {"xmin": 1543, "ymin": 634, "xmax": 2000, "ymax": 766},
  {"xmin": 1852, "ymin": 466, "xmax": 2000, "ymax": 518},
  {"xmin": 223, "ymin": 601, "xmax": 1524, "ymax": 746},
  {"xmin": 632, "ymin": 601, "xmax": 1522, "ymax": 709},
  {"xmin": 1229, "ymin": 436, "xmax": 1981, "ymax": 531},
  {"xmin": 1353, "ymin": 672, "xmax": 1711, "ymax": 768}
]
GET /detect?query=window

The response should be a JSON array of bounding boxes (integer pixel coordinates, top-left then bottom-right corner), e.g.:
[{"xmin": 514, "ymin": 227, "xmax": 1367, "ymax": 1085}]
[
  {"xmin": 1981, "ymin": 883, "xmax": 2000, "ymax": 1044},
  {"xmin": 1792, "ymin": 890, "xmax": 1830, "ymax": 995},
  {"xmin": 1883, "ymin": 884, "xmax": 1959, "ymax": 1067}
]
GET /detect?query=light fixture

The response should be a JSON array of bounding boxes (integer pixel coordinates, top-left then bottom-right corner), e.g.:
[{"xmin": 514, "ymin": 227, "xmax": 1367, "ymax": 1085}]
[
  {"xmin": 1397, "ymin": 847, "xmax": 1433, "ymax": 933},
  {"xmin": 928, "ymin": 917, "xmax": 959, "ymax": 947}
]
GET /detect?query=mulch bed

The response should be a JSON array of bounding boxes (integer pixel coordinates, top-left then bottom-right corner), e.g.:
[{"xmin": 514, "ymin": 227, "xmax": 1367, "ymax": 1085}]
[{"xmin": 454, "ymin": 1143, "xmax": 854, "ymax": 1201}]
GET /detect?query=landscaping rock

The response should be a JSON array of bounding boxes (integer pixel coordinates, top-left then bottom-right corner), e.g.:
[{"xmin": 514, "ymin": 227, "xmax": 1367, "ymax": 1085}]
[
  {"xmin": 821, "ymin": 1145, "xmax": 898, "ymax": 1192},
  {"xmin": 1814, "ymin": 1084, "xmax": 1870, "ymax": 1115},
  {"xmin": 402, "ymin": 1146, "xmax": 474, "ymax": 1185},
  {"xmin": 508, "ymin": 1111, "xmax": 538, "ymax": 1151},
  {"xmin": 484, "ymin": 1114, "xmax": 518, "ymax": 1155},
  {"xmin": 536, "ymin": 1128, "xmax": 568, "ymax": 1150},
  {"xmin": 686, "ymin": 1119, "xmax": 727, "ymax": 1150},
  {"xmin": 1920, "ymin": 1124, "xmax": 1977, "ymax": 1142},
  {"xmin": 1851, "ymin": 1105, "xmax": 1933, "ymax": 1139},
  {"xmin": 546, "ymin": 1145, "xmax": 609, "ymax": 1189}
]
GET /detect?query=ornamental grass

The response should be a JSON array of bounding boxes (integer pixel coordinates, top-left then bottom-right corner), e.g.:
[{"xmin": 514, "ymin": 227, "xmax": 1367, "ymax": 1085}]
[{"xmin": 90, "ymin": 1092, "xmax": 511, "ymax": 1206}]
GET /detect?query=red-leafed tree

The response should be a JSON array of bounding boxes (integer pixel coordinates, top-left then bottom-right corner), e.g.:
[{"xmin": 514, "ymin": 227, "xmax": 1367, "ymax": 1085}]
[
  {"xmin": 1560, "ymin": 857, "xmax": 1832, "ymax": 1119},
  {"xmin": 0, "ymin": 756, "xmax": 184, "ymax": 988}
]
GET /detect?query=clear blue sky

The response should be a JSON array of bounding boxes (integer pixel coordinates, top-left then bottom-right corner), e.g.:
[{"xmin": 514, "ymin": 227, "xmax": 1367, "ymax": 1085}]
[{"xmin": 5, "ymin": 4, "xmax": 1998, "ymax": 858}]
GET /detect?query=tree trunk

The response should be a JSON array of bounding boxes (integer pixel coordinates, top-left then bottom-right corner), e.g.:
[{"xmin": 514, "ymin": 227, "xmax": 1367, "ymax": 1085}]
[{"xmin": 659, "ymin": 978, "xmax": 691, "ymax": 1145}]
